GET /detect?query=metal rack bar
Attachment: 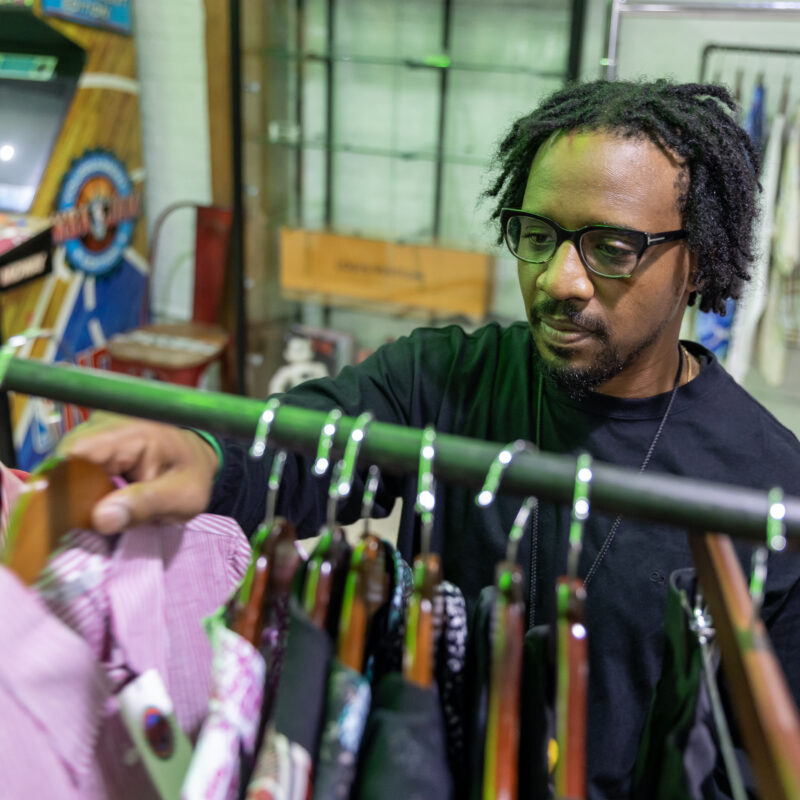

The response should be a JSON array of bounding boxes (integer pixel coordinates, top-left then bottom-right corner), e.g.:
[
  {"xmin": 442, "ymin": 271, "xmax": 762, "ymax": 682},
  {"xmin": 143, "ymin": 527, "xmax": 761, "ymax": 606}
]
[
  {"xmin": 323, "ymin": 0, "xmax": 335, "ymax": 227},
  {"xmin": 605, "ymin": 0, "xmax": 800, "ymax": 80},
  {"xmin": 700, "ymin": 43, "xmax": 800, "ymax": 82},
  {"xmin": 294, "ymin": 0, "xmax": 305, "ymax": 227},
  {"xmin": 4, "ymin": 357, "xmax": 800, "ymax": 545},
  {"xmin": 568, "ymin": 0, "xmax": 588, "ymax": 81},
  {"xmin": 432, "ymin": 0, "xmax": 452, "ymax": 240},
  {"xmin": 230, "ymin": 0, "xmax": 246, "ymax": 393},
  {"xmin": 267, "ymin": 49, "xmax": 566, "ymax": 80}
]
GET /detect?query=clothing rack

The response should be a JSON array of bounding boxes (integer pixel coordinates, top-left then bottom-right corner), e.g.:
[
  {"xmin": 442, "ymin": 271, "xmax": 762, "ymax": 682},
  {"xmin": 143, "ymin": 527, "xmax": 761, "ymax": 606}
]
[
  {"xmin": 3, "ymin": 356, "xmax": 800, "ymax": 544},
  {"xmin": 604, "ymin": 0, "xmax": 800, "ymax": 80},
  {"xmin": 700, "ymin": 43, "xmax": 800, "ymax": 83},
  {"xmin": 4, "ymin": 356, "xmax": 800, "ymax": 798}
]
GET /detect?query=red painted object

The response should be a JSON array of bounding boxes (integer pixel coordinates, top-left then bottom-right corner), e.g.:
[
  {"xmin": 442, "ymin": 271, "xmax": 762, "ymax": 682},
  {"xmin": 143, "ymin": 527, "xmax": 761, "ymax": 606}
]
[{"xmin": 107, "ymin": 203, "xmax": 233, "ymax": 389}]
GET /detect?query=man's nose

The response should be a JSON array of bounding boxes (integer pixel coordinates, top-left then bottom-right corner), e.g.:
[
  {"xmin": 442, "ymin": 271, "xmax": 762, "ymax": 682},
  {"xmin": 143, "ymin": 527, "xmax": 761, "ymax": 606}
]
[{"xmin": 534, "ymin": 241, "xmax": 594, "ymax": 301}]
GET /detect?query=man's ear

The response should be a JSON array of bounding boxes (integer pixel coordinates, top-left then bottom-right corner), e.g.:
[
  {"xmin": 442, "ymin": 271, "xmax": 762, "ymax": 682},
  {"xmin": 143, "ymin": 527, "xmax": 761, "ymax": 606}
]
[{"xmin": 687, "ymin": 251, "xmax": 700, "ymax": 293}]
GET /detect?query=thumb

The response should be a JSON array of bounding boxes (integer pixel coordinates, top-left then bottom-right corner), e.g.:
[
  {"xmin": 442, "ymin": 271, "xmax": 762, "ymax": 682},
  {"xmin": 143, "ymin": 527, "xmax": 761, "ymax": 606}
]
[{"xmin": 92, "ymin": 468, "xmax": 212, "ymax": 534}]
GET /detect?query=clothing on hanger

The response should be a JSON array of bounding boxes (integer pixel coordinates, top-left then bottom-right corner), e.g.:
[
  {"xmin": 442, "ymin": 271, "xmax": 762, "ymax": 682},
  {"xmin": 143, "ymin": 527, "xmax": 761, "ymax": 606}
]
[
  {"xmin": 246, "ymin": 596, "xmax": 332, "ymax": 798},
  {"xmin": 180, "ymin": 618, "xmax": 266, "ymax": 800},
  {"xmin": 433, "ymin": 580, "xmax": 468, "ymax": 796},
  {"xmin": 630, "ymin": 568, "xmax": 753, "ymax": 800},
  {"xmin": 312, "ymin": 661, "xmax": 372, "ymax": 800},
  {"xmin": 465, "ymin": 584, "xmax": 493, "ymax": 799},
  {"xmin": 728, "ymin": 106, "xmax": 786, "ymax": 382},
  {"xmin": 352, "ymin": 670, "xmax": 453, "ymax": 800},
  {"xmin": 745, "ymin": 78, "xmax": 766, "ymax": 155},
  {"xmin": 0, "ymin": 463, "xmax": 251, "ymax": 799},
  {"xmin": 366, "ymin": 544, "xmax": 414, "ymax": 685},
  {"xmin": 518, "ymin": 624, "xmax": 556, "ymax": 800},
  {"xmin": 759, "ymin": 104, "xmax": 800, "ymax": 386}
]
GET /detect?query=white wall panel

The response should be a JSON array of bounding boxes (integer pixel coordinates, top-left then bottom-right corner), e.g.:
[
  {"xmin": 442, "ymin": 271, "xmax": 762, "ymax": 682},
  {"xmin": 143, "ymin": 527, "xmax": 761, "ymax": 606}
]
[{"xmin": 133, "ymin": 0, "xmax": 213, "ymax": 320}]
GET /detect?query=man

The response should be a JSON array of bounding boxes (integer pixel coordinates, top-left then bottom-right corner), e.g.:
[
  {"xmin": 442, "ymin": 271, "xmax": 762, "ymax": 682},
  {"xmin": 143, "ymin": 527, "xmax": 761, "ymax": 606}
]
[{"xmin": 63, "ymin": 80, "xmax": 800, "ymax": 797}]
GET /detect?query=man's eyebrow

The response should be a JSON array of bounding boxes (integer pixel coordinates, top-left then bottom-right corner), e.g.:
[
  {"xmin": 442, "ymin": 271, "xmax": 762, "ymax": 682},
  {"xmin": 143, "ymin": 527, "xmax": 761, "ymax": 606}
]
[{"xmin": 523, "ymin": 210, "xmax": 635, "ymax": 230}]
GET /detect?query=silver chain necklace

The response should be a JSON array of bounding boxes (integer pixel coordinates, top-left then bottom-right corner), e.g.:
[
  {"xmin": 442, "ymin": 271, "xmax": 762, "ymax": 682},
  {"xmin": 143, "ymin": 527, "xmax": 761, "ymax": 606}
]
[{"xmin": 527, "ymin": 345, "xmax": 686, "ymax": 629}]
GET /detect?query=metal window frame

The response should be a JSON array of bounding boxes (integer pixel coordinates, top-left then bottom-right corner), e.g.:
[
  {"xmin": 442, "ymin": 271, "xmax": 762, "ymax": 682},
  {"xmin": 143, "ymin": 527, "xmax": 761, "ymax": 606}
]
[{"xmin": 604, "ymin": 0, "xmax": 800, "ymax": 80}]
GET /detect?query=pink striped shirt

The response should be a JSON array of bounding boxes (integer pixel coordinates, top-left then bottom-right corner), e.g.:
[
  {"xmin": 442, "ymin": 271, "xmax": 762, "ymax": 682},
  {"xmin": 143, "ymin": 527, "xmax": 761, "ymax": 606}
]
[{"xmin": 0, "ymin": 464, "xmax": 252, "ymax": 798}]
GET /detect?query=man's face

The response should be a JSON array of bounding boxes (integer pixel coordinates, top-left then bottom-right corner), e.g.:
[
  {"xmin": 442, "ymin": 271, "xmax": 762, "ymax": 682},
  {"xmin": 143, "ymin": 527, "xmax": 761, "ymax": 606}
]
[{"xmin": 517, "ymin": 129, "xmax": 696, "ymax": 398}]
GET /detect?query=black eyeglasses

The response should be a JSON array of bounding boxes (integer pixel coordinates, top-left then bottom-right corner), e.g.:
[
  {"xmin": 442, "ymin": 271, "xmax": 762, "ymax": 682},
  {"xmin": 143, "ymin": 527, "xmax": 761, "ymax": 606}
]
[{"xmin": 500, "ymin": 208, "xmax": 686, "ymax": 279}]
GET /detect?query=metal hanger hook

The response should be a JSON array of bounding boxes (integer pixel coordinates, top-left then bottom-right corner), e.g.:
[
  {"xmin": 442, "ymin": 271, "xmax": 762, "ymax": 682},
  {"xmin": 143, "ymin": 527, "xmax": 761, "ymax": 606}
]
[
  {"xmin": 361, "ymin": 463, "xmax": 382, "ymax": 521},
  {"xmin": 313, "ymin": 408, "xmax": 344, "ymax": 477},
  {"xmin": 475, "ymin": 438, "xmax": 537, "ymax": 507},
  {"xmin": 752, "ymin": 486, "xmax": 787, "ymax": 619},
  {"xmin": 507, "ymin": 496, "xmax": 537, "ymax": 566},
  {"xmin": 766, "ymin": 486, "xmax": 787, "ymax": 552},
  {"xmin": 249, "ymin": 397, "xmax": 281, "ymax": 459},
  {"xmin": 326, "ymin": 411, "xmax": 374, "ymax": 527},
  {"xmin": 248, "ymin": 397, "xmax": 287, "ymax": 527},
  {"xmin": 567, "ymin": 452, "xmax": 593, "ymax": 582},
  {"xmin": 475, "ymin": 439, "xmax": 539, "ymax": 564},
  {"xmin": 0, "ymin": 328, "xmax": 54, "ymax": 389},
  {"xmin": 415, "ymin": 425, "xmax": 437, "ymax": 555}
]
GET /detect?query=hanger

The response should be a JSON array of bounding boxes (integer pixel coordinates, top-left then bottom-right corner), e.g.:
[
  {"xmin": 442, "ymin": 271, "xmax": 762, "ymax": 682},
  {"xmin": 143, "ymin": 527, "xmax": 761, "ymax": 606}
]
[
  {"xmin": 780, "ymin": 73, "xmax": 792, "ymax": 117},
  {"xmin": 301, "ymin": 408, "xmax": 347, "ymax": 632},
  {"xmin": 0, "ymin": 329, "xmax": 102, "ymax": 584},
  {"xmin": 688, "ymin": 490, "xmax": 800, "ymax": 800},
  {"xmin": 337, "ymin": 464, "xmax": 389, "ymax": 673},
  {"xmin": 303, "ymin": 411, "xmax": 375, "ymax": 637},
  {"xmin": 734, "ymin": 68, "xmax": 744, "ymax": 103},
  {"xmin": 554, "ymin": 452, "xmax": 591, "ymax": 800},
  {"xmin": 230, "ymin": 398, "xmax": 299, "ymax": 645},
  {"xmin": 475, "ymin": 439, "xmax": 538, "ymax": 800},
  {"xmin": 3, "ymin": 455, "xmax": 115, "ymax": 585},
  {"xmin": 403, "ymin": 425, "xmax": 441, "ymax": 689},
  {"xmin": 682, "ymin": 586, "xmax": 749, "ymax": 800}
]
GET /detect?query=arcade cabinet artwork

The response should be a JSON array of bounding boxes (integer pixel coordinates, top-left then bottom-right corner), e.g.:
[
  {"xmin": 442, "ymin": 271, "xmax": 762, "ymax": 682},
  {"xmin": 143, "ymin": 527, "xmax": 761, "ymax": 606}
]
[{"xmin": 0, "ymin": 3, "xmax": 147, "ymax": 469}]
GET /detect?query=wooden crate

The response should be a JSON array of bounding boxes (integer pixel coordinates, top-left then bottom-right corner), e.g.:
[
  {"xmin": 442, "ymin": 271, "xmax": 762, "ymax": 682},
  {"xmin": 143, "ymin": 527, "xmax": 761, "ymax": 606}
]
[{"xmin": 280, "ymin": 228, "xmax": 493, "ymax": 319}]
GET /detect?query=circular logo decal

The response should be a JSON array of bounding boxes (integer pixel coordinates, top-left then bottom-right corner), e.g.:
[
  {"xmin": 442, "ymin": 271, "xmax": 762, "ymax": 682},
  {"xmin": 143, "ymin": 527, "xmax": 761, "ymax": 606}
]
[
  {"xmin": 142, "ymin": 706, "xmax": 174, "ymax": 760},
  {"xmin": 54, "ymin": 149, "xmax": 140, "ymax": 276}
]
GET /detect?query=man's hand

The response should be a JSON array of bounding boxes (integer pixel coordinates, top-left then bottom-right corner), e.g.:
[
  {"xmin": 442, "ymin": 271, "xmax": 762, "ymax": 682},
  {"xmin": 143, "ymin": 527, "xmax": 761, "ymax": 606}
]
[{"xmin": 56, "ymin": 412, "xmax": 220, "ymax": 534}]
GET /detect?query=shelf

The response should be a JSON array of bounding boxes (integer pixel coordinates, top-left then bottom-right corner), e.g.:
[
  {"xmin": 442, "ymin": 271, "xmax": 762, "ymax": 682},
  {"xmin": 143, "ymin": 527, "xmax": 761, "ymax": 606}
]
[
  {"xmin": 265, "ymin": 137, "xmax": 491, "ymax": 167},
  {"xmin": 262, "ymin": 48, "xmax": 566, "ymax": 79}
]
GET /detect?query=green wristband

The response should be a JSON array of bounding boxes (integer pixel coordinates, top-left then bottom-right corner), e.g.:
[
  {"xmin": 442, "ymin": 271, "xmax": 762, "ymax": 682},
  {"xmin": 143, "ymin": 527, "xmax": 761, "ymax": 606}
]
[{"xmin": 184, "ymin": 427, "xmax": 224, "ymax": 480}]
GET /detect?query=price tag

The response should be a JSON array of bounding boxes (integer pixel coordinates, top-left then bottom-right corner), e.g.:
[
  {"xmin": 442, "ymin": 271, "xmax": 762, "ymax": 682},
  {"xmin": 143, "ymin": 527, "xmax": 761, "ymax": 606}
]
[{"xmin": 118, "ymin": 669, "xmax": 193, "ymax": 798}]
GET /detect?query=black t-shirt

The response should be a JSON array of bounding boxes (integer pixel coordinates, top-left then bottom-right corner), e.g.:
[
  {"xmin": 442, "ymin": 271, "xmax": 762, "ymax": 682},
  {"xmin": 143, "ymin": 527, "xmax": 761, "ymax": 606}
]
[{"xmin": 210, "ymin": 321, "xmax": 800, "ymax": 798}]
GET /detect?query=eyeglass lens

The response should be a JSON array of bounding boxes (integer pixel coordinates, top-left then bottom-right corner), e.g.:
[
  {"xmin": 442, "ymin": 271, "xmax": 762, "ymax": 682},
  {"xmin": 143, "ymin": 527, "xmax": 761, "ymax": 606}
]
[{"xmin": 505, "ymin": 215, "xmax": 643, "ymax": 277}]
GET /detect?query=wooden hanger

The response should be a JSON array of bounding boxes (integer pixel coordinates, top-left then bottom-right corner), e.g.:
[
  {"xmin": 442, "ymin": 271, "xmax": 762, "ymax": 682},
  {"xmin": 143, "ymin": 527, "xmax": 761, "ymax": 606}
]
[
  {"xmin": 475, "ymin": 459, "xmax": 537, "ymax": 800},
  {"xmin": 690, "ymin": 529, "xmax": 800, "ymax": 800},
  {"xmin": 483, "ymin": 560, "xmax": 525, "ymax": 800},
  {"xmin": 403, "ymin": 425, "xmax": 442, "ymax": 688},
  {"xmin": 303, "ymin": 411, "xmax": 376, "ymax": 637},
  {"xmin": 551, "ymin": 453, "xmax": 592, "ymax": 799},
  {"xmin": 337, "ymin": 533, "xmax": 388, "ymax": 672},
  {"xmin": 554, "ymin": 576, "xmax": 588, "ymax": 800},
  {"xmin": 336, "ymin": 464, "xmax": 389, "ymax": 671},
  {"xmin": 3, "ymin": 455, "xmax": 115, "ymax": 585},
  {"xmin": 303, "ymin": 525, "xmax": 351, "ymax": 635},
  {"xmin": 230, "ymin": 517, "xmax": 298, "ymax": 646},
  {"xmin": 402, "ymin": 551, "xmax": 441, "ymax": 689}
]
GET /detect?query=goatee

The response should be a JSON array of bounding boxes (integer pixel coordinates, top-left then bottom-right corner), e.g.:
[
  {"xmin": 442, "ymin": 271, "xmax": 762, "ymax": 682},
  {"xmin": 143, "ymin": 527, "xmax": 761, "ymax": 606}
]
[{"xmin": 530, "ymin": 299, "xmax": 624, "ymax": 400}]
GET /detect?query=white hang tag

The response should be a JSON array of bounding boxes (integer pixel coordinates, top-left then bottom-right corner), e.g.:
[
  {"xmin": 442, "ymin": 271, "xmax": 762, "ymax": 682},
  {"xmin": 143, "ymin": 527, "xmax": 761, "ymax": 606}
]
[{"xmin": 118, "ymin": 668, "xmax": 194, "ymax": 798}]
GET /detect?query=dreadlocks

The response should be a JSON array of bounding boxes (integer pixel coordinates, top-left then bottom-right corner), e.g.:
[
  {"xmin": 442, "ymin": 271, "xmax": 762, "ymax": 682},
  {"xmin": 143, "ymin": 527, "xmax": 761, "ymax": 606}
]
[{"xmin": 485, "ymin": 79, "xmax": 761, "ymax": 315}]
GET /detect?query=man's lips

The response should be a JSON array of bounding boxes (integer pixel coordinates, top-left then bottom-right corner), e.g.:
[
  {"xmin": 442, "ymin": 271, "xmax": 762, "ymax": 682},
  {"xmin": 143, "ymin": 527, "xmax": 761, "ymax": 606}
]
[
  {"xmin": 537, "ymin": 314, "xmax": 591, "ymax": 333},
  {"xmin": 535, "ymin": 313, "xmax": 598, "ymax": 346}
]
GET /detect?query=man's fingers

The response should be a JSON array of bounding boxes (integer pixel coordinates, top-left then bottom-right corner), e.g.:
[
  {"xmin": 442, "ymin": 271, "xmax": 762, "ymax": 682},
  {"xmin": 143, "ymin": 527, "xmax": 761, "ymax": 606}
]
[{"xmin": 92, "ymin": 468, "xmax": 211, "ymax": 534}]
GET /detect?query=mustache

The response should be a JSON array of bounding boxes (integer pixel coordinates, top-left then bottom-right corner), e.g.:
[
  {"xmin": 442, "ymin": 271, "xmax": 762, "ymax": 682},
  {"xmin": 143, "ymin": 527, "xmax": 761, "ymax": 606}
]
[{"xmin": 531, "ymin": 299, "xmax": 608, "ymax": 338}]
